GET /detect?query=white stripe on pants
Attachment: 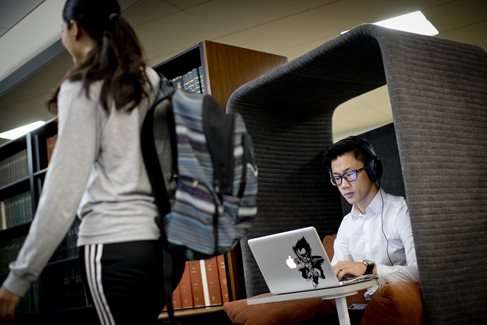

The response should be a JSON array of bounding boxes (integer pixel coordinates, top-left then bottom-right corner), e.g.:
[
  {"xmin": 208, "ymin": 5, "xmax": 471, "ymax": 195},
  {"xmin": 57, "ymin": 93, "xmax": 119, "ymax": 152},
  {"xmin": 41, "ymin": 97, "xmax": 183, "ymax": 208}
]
[{"xmin": 84, "ymin": 244, "xmax": 116, "ymax": 325}]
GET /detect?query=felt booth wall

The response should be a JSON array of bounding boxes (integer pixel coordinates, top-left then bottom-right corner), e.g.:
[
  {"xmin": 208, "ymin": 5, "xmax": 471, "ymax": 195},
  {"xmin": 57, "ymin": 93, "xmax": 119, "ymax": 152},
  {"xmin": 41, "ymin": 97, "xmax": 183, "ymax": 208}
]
[{"xmin": 227, "ymin": 24, "xmax": 487, "ymax": 325}]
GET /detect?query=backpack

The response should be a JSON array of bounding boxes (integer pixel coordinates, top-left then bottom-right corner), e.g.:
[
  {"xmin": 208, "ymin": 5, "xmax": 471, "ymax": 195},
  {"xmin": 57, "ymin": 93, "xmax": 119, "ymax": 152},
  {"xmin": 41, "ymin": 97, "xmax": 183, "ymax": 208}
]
[{"xmin": 140, "ymin": 72, "xmax": 258, "ymax": 321}]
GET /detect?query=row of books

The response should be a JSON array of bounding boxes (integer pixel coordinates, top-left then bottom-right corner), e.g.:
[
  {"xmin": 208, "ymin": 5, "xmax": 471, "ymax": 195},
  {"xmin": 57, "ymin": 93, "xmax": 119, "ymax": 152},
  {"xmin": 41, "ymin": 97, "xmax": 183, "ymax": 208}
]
[
  {"xmin": 0, "ymin": 191, "xmax": 33, "ymax": 230},
  {"xmin": 171, "ymin": 66, "xmax": 206, "ymax": 94},
  {"xmin": 164, "ymin": 255, "xmax": 229, "ymax": 312},
  {"xmin": 0, "ymin": 149, "xmax": 28, "ymax": 188},
  {"xmin": 0, "ymin": 236, "xmax": 25, "ymax": 275}
]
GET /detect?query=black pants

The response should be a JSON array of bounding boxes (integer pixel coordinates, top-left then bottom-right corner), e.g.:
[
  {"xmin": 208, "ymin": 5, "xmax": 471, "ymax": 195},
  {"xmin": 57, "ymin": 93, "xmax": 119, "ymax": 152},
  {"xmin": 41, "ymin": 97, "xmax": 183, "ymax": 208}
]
[{"xmin": 79, "ymin": 240, "xmax": 183, "ymax": 325}]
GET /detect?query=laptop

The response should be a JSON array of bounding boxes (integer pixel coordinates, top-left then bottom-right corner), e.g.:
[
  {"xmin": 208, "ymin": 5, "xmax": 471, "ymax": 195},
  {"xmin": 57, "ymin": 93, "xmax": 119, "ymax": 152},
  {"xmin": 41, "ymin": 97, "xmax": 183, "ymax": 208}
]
[{"xmin": 248, "ymin": 226, "xmax": 378, "ymax": 294}]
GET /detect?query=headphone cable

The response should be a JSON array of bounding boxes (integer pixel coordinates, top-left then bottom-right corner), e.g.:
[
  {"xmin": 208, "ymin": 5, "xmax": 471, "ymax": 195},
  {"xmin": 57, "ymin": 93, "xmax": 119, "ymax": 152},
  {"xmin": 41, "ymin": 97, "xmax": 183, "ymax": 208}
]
[{"xmin": 379, "ymin": 184, "xmax": 393, "ymax": 266}]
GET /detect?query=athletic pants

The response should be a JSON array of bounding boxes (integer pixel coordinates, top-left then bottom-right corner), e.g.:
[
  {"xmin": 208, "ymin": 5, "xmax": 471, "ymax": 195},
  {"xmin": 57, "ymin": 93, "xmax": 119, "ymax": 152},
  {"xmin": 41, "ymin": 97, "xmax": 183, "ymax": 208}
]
[{"xmin": 80, "ymin": 240, "xmax": 167, "ymax": 325}]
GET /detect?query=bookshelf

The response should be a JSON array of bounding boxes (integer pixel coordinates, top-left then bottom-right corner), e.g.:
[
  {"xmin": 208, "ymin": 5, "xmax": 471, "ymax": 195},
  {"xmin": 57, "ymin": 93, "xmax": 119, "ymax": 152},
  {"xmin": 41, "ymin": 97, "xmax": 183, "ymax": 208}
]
[
  {"xmin": 0, "ymin": 40, "xmax": 286, "ymax": 322},
  {"xmin": 154, "ymin": 41, "xmax": 286, "ymax": 315},
  {"xmin": 0, "ymin": 117, "xmax": 89, "ymax": 321}
]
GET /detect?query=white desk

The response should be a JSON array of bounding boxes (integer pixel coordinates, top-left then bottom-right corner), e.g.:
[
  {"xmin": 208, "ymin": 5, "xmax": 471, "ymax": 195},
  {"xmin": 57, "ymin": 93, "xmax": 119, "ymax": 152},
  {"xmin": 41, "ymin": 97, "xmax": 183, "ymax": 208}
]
[{"xmin": 246, "ymin": 279, "xmax": 381, "ymax": 325}]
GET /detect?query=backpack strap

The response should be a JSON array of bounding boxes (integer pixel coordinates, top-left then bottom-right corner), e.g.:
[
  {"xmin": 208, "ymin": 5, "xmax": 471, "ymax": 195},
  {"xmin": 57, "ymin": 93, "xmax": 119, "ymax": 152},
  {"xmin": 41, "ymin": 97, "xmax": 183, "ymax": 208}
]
[
  {"xmin": 140, "ymin": 73, "xmax": 181, "ymax": 324},
  {"xmin": 141, "ymin": 73, "xmax": 177, "ymax": 229}
]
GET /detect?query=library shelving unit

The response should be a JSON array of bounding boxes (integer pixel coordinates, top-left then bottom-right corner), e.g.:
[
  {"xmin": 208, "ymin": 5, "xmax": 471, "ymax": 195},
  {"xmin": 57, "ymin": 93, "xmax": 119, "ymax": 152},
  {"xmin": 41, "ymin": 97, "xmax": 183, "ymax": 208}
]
[
  {"xmin": 0, "ymin": 40, "xmax": 286, "ymax": 323},
  {"xmin": 0, "ymin": 117, "xmax": 93, "ymax": 323}
]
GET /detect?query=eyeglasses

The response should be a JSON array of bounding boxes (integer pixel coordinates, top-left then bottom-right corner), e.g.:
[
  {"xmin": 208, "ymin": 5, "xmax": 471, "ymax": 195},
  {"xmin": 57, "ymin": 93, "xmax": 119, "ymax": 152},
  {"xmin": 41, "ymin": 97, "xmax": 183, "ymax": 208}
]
[{"xmin": 330, "ymin": 166, "xmax": 367, "ymax": 186}]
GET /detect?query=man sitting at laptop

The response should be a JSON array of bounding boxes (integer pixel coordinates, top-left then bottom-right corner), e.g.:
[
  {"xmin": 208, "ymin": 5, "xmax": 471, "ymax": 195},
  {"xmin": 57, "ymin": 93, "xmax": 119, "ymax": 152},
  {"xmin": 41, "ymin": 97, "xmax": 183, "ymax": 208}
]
[{"xmin": 322, "ymin": 136, "xmax": 419, "ymax": 284}]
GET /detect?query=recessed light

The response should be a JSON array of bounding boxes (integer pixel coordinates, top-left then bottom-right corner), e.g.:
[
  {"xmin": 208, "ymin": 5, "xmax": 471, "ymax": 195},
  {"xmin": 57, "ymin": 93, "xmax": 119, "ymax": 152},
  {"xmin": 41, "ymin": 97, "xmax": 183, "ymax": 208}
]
[
  {"xmin": 0, "ymin": 121, "xmax": 46, "ymax": 140},
  {"xmin": 342, "ymin": 10, "xmax": 438, "ymax": 36}
]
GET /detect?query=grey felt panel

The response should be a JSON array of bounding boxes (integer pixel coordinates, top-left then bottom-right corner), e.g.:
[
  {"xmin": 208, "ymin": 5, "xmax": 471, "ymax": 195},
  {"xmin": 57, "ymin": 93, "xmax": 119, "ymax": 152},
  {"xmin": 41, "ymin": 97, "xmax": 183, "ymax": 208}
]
[
  {"xmin": 227, "ymin": 24, "xmax": 487, "ymax": 324},
  {"xmin": 380, "ymin": 28, "xmax": 487, "ymax": 325}
]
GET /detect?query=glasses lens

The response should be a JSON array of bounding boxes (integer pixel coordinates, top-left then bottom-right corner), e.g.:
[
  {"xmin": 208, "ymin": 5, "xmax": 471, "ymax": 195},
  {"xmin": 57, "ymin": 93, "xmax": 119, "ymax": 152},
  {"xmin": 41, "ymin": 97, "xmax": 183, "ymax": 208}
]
[
  {"xmin": 330, "ymin": 176, "xmax": 340, "ymax": 186},
  {"xmin": 343, "ymin": 170, "xmax": 358, "ymax": 182},
  {"xmin": 343, "ymin": 170, "xmax": 357, "ymax": 182}
]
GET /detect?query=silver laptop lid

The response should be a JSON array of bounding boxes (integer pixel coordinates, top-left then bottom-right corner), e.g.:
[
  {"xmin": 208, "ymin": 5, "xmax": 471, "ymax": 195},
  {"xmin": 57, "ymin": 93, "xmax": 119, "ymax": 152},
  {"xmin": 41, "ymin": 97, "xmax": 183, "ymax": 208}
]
[{"xmin": 248, "ymin": 226, "xmax": 341, "ymax": 294}]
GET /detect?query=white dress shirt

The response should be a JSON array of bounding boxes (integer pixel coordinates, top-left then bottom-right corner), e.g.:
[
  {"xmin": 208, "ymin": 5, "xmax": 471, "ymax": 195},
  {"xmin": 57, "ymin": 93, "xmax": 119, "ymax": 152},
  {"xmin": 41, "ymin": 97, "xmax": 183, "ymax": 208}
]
[{"xmin": 331, "ymin": 189, "xmax": 420, "ymax": 283}]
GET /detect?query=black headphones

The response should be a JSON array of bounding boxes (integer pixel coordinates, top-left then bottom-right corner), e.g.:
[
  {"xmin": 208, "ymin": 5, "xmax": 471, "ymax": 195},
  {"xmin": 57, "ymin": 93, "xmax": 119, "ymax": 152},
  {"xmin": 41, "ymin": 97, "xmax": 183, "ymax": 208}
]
[{"xmin": 343, "ymin": 136, "xmax": 383, "ymax": 182}]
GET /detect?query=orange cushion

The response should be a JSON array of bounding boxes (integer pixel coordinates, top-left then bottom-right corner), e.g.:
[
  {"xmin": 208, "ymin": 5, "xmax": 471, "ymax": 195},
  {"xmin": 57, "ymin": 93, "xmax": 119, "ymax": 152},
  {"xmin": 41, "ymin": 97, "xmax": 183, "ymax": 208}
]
[
  {"xmin": 361, "ymin": 282, "xmax": 424, "ymax": 325},
  {"xmin": 224, "ymin": 291, "xmax": 365, "ymax": 325},
  {"xmin": 322, "ymin": 234, "xmax": 336, "ymax": 259}
]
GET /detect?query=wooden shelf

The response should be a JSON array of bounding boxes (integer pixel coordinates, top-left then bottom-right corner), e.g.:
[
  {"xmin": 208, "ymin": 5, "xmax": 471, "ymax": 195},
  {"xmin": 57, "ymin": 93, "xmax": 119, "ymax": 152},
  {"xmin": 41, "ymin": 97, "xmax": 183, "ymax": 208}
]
[{"xmin": 159, "ymin": 305, "xmax": 225, "ymax": 319}]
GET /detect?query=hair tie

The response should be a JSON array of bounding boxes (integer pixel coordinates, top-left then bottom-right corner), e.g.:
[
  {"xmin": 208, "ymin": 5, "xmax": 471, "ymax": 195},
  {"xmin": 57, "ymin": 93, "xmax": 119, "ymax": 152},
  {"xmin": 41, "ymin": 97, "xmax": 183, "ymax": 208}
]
[{"xmin": 109, "ymin": 13, "xmax": 119, "ymax": 22}]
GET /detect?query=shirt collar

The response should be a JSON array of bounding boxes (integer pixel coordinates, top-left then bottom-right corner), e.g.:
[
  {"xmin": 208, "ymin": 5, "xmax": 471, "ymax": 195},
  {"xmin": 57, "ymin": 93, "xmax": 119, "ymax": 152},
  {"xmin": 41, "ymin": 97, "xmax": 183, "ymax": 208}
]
[{"xmin": 350, "ymin": 188, "xmax": 383, "ymax": 220}]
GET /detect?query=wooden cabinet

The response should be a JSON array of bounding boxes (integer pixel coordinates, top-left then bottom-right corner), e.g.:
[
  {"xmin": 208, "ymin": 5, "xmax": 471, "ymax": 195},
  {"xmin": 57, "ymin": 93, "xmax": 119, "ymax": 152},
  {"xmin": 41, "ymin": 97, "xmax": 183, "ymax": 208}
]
[{"xmin": 155, "ymin": 40, "xmax": 287, "ymax": 109}]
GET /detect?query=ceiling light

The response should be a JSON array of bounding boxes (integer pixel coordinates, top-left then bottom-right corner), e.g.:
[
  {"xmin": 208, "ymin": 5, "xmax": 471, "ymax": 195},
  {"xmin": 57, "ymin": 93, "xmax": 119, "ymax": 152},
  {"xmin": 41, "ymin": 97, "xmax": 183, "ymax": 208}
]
[
  {"xmin": 374, "ymin": 10, "xmax": 438, "ymax": 35},
  {"xmin": 342, "ymin": 10, "xmax": 439, "ymax": 36},
  {"xmin": 0, "ymin": 121, "xmax": 46, "ymax": 140}
]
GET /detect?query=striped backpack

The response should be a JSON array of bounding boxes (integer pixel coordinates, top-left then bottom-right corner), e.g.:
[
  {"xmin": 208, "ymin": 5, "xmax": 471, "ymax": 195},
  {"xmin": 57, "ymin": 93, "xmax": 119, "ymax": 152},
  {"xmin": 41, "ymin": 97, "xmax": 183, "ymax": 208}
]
[{"xmin": 140, "ymin": 73, "xmax": 258, "ymax": 318}]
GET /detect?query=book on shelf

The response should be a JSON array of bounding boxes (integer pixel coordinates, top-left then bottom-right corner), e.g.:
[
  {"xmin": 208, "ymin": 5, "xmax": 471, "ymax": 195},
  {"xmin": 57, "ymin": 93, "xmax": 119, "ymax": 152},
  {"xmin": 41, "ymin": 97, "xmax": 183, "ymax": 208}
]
[
  {"xmin": 188, "ymin": 259, "xmax": 205, "ymax": 308},
  {"xmin": 0, "ymin": 201, "xmax": 5, "ymax": 230},
  {"xmin": 217, "ymin": 254, "xmax": 230, "ymax": 303},
  {"xmin": 198, "ymin": 66, "xmax": 206, "ymax": 94},
  {"xmin": 171, "ymin": 283, "xmax": 182, "ymax": 310},
  {"xmin": 199, "ymin": 259, "xmax": 211, "ymax": 307},
  {"xmin": 204, "ymin": 256, "xmax": 223, "ymax": 306},
  {"xmin": 178, "ymin": 262, "xmax": 193, "ymax": 309}
]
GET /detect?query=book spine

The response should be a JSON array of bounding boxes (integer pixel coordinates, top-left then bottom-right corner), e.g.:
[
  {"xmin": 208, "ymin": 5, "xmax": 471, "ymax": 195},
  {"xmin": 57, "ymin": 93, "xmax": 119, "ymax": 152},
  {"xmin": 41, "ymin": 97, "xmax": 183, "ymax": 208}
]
[
  {"xmin": 171, "ymin": 284, "xmax": 182, "ymax": 310},
  {"xmin": 217, "ymin": 254, "xmax": 230, "ymax": 303},
  {"xmin": 0, "ymin": 200, "xmax": 5, "ymax": 230},
  {"xmin": 198, "ymin": 66, "xmax": 206, "ymax": 94},
  {"xmin": 188, "ymin": 260, "xmax": 205, "ymax": 308},
  {"xmin": 178, "ymin": 262, "xmax": 194, "ymax": 309},
  {"xmin": 205, "ymin": 256, "xmax": 223, "ymax": 306},
  {"xmin": 199, "ymin": 259, "xmax": 210, "ymax": 306}
]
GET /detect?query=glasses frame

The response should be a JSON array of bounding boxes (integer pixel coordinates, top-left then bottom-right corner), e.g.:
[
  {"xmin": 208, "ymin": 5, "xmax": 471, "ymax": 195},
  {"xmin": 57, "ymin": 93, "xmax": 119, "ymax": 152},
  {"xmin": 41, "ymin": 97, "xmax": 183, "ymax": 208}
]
[{"xmin": 330, "ymin": 166, "xmax": 367, "ymax": 186}]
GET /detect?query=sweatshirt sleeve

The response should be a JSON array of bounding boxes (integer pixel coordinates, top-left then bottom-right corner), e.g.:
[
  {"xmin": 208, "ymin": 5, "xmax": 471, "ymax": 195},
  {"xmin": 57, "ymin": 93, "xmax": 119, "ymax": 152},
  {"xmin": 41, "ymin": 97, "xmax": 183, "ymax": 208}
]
[{"xmin": 2, "ymin": 81, "xmax": 101, "ymax": 297}]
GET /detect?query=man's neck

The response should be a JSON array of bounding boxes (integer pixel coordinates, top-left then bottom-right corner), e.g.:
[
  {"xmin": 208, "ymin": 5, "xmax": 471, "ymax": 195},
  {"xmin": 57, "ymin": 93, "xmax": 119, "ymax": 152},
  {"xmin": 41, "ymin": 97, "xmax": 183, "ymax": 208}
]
[{"xmin": 355, "ymin": 186, "xmax": 380, "ymax": 215}]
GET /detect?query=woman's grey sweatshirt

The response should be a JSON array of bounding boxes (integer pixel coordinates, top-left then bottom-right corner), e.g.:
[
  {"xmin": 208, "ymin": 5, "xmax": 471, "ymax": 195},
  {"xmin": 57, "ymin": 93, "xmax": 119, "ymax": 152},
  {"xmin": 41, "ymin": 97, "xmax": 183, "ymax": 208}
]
[{"xmin": 3, "ymin": 68, "xmax": 161, "ymax": 297}]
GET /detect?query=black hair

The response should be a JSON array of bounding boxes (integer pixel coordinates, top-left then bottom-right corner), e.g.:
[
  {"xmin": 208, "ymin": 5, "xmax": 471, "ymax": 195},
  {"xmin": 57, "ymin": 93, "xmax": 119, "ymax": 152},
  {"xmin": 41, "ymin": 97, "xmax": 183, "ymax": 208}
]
[
  {"xmin": 322, "ymin": 135, "xmax": 383, "ymax": 182},
  {"xmin": 47, "ymin": 0, "xmax": 150, "ymax": 113},
  {"xmin": 322, "ymin": 136, "xmax": 375, "ymax": 169}
]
